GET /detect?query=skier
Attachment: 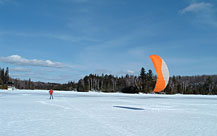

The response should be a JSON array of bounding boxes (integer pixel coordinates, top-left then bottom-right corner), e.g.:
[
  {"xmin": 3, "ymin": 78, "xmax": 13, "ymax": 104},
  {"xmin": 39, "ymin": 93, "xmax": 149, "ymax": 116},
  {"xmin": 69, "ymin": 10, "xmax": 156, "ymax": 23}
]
[{"xmin": 49, "ymin": 89, "xmax": 54, "ymax": 99}]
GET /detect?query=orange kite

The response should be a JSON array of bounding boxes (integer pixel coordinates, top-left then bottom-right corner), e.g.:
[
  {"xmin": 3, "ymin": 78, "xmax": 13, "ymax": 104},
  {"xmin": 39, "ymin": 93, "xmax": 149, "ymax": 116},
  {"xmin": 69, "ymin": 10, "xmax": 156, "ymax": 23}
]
[{"xmin": 150, "ymin": 55, "xmax": 170, "ymax": 92}]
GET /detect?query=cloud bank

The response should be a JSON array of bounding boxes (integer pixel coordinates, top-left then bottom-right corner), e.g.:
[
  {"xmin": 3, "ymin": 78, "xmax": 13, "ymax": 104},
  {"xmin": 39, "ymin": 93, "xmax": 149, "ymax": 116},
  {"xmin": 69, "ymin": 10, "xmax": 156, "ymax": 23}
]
[{"xmin": 0, "ymin": 55, "xmax": 66, "ymax": 68}]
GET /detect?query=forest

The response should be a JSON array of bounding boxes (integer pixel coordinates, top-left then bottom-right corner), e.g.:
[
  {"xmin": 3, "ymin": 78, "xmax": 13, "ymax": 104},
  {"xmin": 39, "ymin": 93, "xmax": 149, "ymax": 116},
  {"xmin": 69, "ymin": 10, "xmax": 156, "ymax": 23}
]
[{"xmin": 1, "ymin": 67, "xmax": 217, "ymax": 95}]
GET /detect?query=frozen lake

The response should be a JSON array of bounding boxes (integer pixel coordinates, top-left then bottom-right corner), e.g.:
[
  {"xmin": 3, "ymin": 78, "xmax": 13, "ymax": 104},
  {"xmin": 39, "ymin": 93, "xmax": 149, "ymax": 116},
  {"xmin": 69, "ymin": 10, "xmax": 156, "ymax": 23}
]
[{"xmin": 0, "ymin": 90, "xmax": 217, "ymax": 136}]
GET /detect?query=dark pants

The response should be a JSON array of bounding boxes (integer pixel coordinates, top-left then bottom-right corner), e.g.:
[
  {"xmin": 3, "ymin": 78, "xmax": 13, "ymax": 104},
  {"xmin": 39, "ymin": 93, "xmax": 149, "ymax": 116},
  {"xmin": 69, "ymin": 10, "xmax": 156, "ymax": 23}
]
[{"xmin": 50, "ymin": 94, "xmax": 53, "ymax": 99}]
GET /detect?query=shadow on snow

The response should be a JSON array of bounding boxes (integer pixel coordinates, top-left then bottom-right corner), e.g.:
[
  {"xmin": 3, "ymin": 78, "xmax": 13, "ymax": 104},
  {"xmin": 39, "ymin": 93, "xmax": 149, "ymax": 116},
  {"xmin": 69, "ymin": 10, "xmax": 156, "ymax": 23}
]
[{"xmin": 113, "ymin": 106, "xmax": 144, "ymax": 111}]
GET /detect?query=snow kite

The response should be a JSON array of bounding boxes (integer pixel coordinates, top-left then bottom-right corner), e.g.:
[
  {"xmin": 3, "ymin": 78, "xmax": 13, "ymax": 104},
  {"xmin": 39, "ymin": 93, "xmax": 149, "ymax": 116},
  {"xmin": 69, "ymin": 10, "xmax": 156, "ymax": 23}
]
[{"xmin": 149, "ymin": 55, "xmax": 170, "ymax": 92}]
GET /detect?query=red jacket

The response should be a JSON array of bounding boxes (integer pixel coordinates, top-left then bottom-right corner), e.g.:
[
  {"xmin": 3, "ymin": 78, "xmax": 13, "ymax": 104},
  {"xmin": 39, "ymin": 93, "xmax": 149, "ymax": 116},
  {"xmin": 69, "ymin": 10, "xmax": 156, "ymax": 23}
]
[{"xmin": 49, "ymin": 90, "xmax": 53, "ymax": 95}]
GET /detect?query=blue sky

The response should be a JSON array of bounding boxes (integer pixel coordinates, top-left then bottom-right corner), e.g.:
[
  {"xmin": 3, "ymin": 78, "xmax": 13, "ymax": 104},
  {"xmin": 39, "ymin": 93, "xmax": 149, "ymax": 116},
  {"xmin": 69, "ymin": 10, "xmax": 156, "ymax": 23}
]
[{"xmin": 0, "ymin": 0, "xmax": 217, "ymax": 83}]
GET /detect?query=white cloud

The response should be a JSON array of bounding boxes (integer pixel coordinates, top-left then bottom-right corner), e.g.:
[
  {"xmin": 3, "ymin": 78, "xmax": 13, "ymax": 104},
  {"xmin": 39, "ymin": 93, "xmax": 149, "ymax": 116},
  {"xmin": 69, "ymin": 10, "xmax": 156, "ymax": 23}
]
[
  {"xmin": 0, "ymin": 55, "xmax": 66, "ymax": 68},
  {"xmin": 179, "ymin": 2, "xmax": 217, "ymax": 27},
  {"xmin": 180, "ymin": 2, "xmax": 213, "ymax": 14}
]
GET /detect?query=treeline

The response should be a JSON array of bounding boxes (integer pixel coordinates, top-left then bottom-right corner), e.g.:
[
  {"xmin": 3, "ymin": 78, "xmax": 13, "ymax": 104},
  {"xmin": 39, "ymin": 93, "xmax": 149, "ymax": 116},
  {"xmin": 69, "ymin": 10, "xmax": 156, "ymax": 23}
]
[
  {"xmin": 12, "ymin": 79, "xmax": 77, "ymax": 91},
  {"xmin": 76, "ymin": 68, "xmax": 217, "ymax": 94},
  {"xmin": 165, "ymin": 75, "xmax": 217, "ymax": 95},
  {"xmin": 1, "ymin": 66, "xmax": 217, "ymax": 95},
  {"xmin": 76, "ymin": 69, "xmax": 217, "ymax": 95},
  {"xmin": 77, "ymin": 68, "xmax": 155, "ymax": 93}
]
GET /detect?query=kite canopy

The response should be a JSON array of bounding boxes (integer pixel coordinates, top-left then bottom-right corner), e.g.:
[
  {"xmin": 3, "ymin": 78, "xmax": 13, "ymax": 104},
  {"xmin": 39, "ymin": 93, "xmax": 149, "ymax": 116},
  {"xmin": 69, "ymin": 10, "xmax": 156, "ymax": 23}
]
[{"xmin": 149, "ymin": 55, "xmax": 169, "ymax": 92}]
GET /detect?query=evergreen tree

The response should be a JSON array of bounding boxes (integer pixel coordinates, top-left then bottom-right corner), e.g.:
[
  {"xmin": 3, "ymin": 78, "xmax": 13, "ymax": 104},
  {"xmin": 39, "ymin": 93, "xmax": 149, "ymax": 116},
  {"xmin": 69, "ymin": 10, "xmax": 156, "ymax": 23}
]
[
  {"xmin": 147, "ymin": 69, "xmax": 153, "ymax": 80},
  {"xmin": 4, "ymin": 67, "xmax": 9, "ymax": 84},
  {"xmin": 0, "ymin": 78, "xmax": 3, "ymax": 85},
  {"xmin": 147, "ymin": 69, "xmax": 154, "ymax": 92},
  {"xmin": 0, "ymin": 68, "xmax": 4, "ymax": 83},
  {"xmin": 140, "ymin": 67, "xmax": 146, "ymax": 81},
  {"xmin": 139, "ymin": 67, "xmax": 147, "ymax": 93}
]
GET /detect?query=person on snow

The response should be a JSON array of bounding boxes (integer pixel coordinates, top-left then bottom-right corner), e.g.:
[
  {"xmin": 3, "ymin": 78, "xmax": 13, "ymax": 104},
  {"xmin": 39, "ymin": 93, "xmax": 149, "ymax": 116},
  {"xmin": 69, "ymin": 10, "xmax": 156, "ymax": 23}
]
[{"xmin": 49, "ymin": 89, "xmax": 54, "ymax": 99}]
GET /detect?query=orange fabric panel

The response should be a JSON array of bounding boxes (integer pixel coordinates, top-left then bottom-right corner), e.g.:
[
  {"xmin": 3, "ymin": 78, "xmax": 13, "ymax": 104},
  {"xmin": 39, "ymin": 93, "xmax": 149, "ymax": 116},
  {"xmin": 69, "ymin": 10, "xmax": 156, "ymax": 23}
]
[{"xmin": 149, "ymin": 55, "xmax": 166, "ymax": 92}]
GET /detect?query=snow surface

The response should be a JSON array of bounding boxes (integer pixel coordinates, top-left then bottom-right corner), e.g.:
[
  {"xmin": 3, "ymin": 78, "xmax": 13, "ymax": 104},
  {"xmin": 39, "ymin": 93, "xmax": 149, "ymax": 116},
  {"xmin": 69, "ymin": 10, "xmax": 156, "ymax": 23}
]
[{"xmin": 0, "ymin": 90, "xmax": 217, "ymax": 136}]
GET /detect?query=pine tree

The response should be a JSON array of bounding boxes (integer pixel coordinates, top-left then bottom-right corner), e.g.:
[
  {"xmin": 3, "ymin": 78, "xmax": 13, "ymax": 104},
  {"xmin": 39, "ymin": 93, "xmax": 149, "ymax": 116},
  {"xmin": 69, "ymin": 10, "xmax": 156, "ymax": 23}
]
[
  {"xmin": 147, "ymin": 69, "xmax": 153, "ymax": 80},
  {"xmin": 28, "ymin": 78, "xmax": 31, "ymax": 89},
  {"xmin": 147, "ymin": 69, "xmax": 154, "ymax": 92},
  {"xmin": 4, "ymin": 67, "xmax": 9, "ymax": 84},
  {"xmin": 140, "ymin": 67, "xmax": 146, "ymax": 81},
  {"xmin": 139, "ymin": 67, "xmax": 147, "ymax": 93},
  {"xmin": 0, "ymin": 78, "xmax": 3, "ymax": 85},
  {"xmin": 0, "ymin": 68, "xmax": 4, "ymax": 83}
]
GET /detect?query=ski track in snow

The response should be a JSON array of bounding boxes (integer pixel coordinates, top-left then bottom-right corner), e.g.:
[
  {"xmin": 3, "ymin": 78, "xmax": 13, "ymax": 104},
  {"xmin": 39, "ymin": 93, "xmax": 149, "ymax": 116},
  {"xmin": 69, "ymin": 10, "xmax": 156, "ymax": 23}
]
[
  {"xmin": 59, "ymin": 94, "xmax": 137, "ymax": 136},
  {"xmin": 37, "ymin": 101, "xmax": 72, "ymax": 110},
  {"xmin": 0, "ymin": 90, "xmax": 217, "ymax": 136}
]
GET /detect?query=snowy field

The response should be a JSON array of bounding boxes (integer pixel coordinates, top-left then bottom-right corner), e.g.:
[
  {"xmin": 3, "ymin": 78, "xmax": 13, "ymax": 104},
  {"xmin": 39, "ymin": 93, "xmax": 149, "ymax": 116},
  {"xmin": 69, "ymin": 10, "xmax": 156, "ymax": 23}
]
[{"xmin": 0, "ymin": 90, "xmax": 217, "ymax": 136}]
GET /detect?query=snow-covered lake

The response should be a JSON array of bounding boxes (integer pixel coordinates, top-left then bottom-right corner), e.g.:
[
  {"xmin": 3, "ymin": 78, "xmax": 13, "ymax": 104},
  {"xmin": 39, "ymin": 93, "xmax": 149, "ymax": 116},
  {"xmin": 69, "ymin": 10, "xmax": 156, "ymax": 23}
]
[{"xmin": 0, "ymin": 90, "xmax": 217, "ymax": 136}]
